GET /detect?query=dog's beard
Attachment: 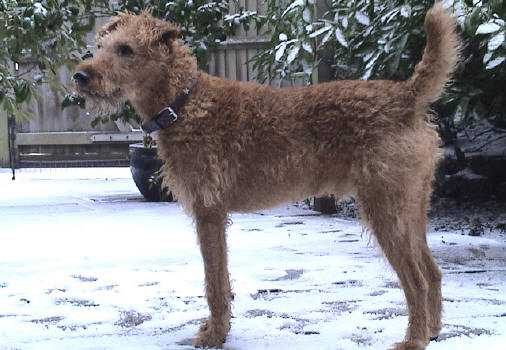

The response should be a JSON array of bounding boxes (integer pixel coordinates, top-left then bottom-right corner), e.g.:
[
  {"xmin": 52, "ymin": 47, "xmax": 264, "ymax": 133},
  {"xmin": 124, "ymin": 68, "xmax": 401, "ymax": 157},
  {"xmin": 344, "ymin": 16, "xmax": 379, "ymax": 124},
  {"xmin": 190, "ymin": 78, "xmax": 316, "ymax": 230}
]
[
  {"xmin": 88, "ymin": 97, "xmax": 124, "ymax": 117},
  {"xmin": 75, "ymin": 88, "xmax": 126, "ymax": 118}
]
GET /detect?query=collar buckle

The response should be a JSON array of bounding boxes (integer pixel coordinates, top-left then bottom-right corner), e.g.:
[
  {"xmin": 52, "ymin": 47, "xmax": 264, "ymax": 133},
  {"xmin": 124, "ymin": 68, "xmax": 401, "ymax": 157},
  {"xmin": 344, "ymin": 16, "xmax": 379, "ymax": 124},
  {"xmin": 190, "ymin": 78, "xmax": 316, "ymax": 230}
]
[
  {"xmin": 140, "ymin": 77, "xmax": 197, "ymax": 133},
  {"xmin": 160, "ymin": 106, "xmax": 178, "ymax": 124},
  {"xmin": 141, "ymin": 106, "xmax": 178, "ymax": 134}
]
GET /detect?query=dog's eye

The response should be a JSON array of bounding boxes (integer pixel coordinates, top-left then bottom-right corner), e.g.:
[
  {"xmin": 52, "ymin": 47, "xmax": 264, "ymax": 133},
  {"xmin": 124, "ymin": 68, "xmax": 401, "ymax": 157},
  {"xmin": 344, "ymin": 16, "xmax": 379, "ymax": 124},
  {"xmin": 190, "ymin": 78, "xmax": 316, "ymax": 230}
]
[{"xmin": 117, "ymin": 44, "xmax": 133, "ymax": 57}]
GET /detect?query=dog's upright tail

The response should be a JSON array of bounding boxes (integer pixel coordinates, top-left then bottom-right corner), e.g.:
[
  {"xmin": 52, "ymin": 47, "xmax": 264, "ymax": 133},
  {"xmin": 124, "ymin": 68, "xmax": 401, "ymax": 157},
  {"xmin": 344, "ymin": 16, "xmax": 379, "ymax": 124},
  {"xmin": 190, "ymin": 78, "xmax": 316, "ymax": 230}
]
[{"xmin": 408, "ymin": 2, "xmax": 460, "ymax": 106}]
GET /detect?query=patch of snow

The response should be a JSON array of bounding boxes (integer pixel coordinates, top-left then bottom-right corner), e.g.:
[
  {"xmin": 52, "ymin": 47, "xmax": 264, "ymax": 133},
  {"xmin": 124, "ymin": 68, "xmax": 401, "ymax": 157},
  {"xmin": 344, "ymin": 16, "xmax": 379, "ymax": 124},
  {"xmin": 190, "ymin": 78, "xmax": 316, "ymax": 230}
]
[
  {"xmin": 275, "ymin": 42, "xmax": 286, "ymax": 61},
  {"xmin": 335, "ymin": 27, "xmax": 348, "ymax": 48},
  {"xmin": 445, "ymin": 167, "xmax": 486, "ymax": 181},
  {"xmin": 342, "ymin": 16, "xmax": 348, "ymax": 29},
  {"xmin": 483, "ymin": 51, "xmax": 493, "ymax": 63},
  {"xmin": 33, "ymin": 2, "xmax": 47, "ymax": 16},
  {"xmin": 400, "ymin": 5, "xmax": 411, "ymax": 18},
  {"xmin": 308, "ymin": 26, "xmax": 331, "ymax": 39},
  {"xmin": 486, "ymin": 56, "xmax": 505, "ymax": 70},
  {"xmin": 488, "ymin": 32, "xmax": 504, "ymax": 51},
  {"xmin": 303, "ymin": 8, "xmax": 312, "ymax": 23},
  {"xmin": 0, "ymin": 168, "xmax": 505, "ymax": 349},
  {"xmin": 354, "ymin": 11, "xmax": 370, "ymax": 26},
  {"xmin": 365, "ymin": 52, "xmax": 381, "ymax": 70},
  {"xmin": 286, "ymin": 46, "xmax": 300, "ymax": 65},
  {"xmin": 281, "ymin": 0, "xmax": 304, "ymax": 17},
  {"xmin": 321, "ymin": 29, "xmax": 333, "ymax": 45},
  {"xmin": 476, "ymin": 22, "xmax": 501, "ymax": 35},
  {"xmin": 302, "ymin": 42, "xmax": 313, "ymax": 54}
]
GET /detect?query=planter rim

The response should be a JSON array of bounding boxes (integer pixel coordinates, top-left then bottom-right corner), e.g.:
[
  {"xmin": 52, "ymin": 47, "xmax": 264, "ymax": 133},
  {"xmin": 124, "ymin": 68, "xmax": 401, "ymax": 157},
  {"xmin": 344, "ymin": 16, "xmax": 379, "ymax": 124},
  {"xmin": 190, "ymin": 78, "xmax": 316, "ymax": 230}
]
[{"xmin": 129, "ymin": 143, "xmax": 158, "ymax": 149}]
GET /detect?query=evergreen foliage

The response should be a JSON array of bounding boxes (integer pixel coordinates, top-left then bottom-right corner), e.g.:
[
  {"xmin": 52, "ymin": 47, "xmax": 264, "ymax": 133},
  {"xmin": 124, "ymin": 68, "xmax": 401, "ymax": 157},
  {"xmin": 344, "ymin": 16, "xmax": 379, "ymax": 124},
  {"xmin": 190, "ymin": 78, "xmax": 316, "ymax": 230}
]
[{"xmin": 252, "ymin": 0, "xmax": 505, "ymax": 148}]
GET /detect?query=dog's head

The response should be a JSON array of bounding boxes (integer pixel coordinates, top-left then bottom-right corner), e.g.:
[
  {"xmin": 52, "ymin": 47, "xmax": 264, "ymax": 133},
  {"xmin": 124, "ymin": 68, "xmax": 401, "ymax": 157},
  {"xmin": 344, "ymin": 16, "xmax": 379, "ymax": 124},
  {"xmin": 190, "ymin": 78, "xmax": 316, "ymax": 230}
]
[{"xmin": 72, "ymin": 12, "xmax": 181, "ymax": 115}]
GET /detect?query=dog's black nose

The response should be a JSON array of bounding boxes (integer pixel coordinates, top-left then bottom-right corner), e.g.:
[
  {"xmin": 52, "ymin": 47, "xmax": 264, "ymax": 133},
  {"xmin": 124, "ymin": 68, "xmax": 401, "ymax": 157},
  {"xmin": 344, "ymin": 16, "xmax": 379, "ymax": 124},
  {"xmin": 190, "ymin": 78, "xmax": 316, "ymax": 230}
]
[{"xmin": 73, "ymin": 70, "xmax": 91, "ymax": 87}]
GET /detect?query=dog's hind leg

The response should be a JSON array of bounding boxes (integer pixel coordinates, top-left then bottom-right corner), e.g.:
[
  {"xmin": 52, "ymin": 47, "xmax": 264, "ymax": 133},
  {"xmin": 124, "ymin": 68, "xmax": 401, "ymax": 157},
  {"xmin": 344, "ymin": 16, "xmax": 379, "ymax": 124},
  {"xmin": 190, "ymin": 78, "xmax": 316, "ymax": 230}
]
[
  {"xmin": 411, "ymin": 183, "xmax": 442, "ymax": 340},
  {"xmin": 416, "ymin": 238, "xmax": 442, "ymax": 340},
  {"xmin": 192, "ymin": 206, "xmax": 231, "ymax": 348},
  {"xmin": 357, "ymin": 185, "xmax": 430, "ymax": 350}
]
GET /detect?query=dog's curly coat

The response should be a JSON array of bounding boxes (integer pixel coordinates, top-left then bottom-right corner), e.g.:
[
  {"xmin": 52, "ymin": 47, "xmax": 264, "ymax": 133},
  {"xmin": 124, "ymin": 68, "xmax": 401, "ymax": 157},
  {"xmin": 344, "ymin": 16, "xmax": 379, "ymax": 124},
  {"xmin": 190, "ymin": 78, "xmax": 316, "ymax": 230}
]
[{"xmin": 74, "ymin": 2, "xmax": 460, "ymax": 349}]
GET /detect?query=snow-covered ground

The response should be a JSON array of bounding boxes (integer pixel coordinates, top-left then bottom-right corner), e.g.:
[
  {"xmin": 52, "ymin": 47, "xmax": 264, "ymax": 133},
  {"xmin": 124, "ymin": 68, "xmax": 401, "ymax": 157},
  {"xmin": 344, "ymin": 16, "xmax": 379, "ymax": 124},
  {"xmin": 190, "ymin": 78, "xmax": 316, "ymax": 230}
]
[{"xmin": 0, "ymin": 168, "xmax": 505, "ymax": 350}]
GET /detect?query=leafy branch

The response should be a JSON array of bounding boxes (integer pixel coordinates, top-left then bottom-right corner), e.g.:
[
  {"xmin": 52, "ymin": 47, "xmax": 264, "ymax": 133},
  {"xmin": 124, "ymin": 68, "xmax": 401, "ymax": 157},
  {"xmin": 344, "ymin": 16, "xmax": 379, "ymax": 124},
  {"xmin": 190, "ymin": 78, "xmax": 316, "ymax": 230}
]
[
  {"xmin": 1, "ymin": 0, "xmax": 255, "ymax": 126},
  {"xmin": 250, "ymin": 0, "xmax": 506, "ymax": 152}
]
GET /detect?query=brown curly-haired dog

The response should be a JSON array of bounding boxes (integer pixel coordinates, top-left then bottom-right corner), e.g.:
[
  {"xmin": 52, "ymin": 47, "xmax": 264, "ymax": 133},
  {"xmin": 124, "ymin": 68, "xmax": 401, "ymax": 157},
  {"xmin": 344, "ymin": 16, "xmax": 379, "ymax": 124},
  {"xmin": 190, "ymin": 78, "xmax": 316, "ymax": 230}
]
[{"xmin": 73, "ymin": 2, "xmax": 459, "ymax": 349}]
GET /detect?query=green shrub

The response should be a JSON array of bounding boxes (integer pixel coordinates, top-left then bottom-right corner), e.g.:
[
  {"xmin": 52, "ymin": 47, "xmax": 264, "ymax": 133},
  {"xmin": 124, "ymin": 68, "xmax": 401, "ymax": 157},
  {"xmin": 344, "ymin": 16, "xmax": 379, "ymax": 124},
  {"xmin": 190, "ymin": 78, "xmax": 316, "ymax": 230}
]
[
  {"xmin": 252, "ymin": 0, "xmax": 505, "ymax": 149},
  {"xmin": 442, "ymin": 0, "xmax": 505, "ymax": 135},
  {"xmin": 0, "ymin": 0, "xmax": 109, "ymax": 120}
]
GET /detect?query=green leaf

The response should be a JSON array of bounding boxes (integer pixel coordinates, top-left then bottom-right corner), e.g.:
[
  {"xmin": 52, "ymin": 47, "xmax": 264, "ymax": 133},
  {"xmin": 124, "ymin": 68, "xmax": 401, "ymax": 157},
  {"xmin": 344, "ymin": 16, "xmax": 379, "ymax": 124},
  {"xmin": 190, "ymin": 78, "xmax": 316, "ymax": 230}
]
[
  {"xmin": 488, "ymin": 31, "xmax": 505, "ymax": 51},
  {"xmin": 453, "ymin": 97, "xmax": 470, "ymax": 127},
  {"xmin": 14, "ymin": 80, "xmax": 29, "ymax": 103},
  {"xmin": 81, "ymin": 51, "xmax": 93, "ymax": 60},
  {"xmin": 463, "ymin": 7, "xmax": 482, "ymax": 37},
  {"xmin": 14, "ymin": 107, "xmax": 32, "ymax": 121},
  {"xmin": 2, "ymin": 97, "xmax": 14, "ymax": 114},
  {"xmin": 61, "ymin": 93, "xmax": 85, "ymax": 110},
  {"xmin": 476, "ymin": 22, "xmax": 501, "ymax": 35},
  {"xmin": 472, "ymin": 101, "xmax": 486, "ymax": 120},
  {"xmin": 90, "ymin": 117, "xmax": 101, "ymax": 128},
  {"xmin": 489, "ymin": 0, "xmax": 504, "ymax": 14},
  {"xmin": 486, "ymin": 56, "xmax": 505, "ymax": 70},
  {"xmin": 387, "ymin": 33, "xmax": 408, "ymax": 76}
]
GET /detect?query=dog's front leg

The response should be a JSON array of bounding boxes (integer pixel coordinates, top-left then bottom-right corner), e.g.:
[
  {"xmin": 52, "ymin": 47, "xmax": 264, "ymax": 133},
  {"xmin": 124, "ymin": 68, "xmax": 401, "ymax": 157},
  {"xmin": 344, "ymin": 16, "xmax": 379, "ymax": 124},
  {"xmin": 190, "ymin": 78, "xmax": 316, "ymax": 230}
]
[{"xmin": 192, "ymin": 206, "xmax": 231, "ymax": 348}]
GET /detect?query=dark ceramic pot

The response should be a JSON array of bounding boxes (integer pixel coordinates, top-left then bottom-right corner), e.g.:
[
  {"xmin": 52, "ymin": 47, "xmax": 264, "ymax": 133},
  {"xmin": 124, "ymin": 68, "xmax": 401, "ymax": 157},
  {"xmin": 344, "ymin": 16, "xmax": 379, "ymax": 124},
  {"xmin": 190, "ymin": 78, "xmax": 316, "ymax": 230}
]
[{"xmin": 129, "ymin": 143, "xmax": 173, "ymax": 202}]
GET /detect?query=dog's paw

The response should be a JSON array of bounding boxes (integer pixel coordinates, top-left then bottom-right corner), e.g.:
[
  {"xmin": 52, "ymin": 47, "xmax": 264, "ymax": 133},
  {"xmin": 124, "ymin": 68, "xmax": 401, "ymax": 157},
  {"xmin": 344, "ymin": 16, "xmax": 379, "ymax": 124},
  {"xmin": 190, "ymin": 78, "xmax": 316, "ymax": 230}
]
[
  {"xmin": 428, "ymin": 322, "xmax": 442, "ymax": 340},
  {"xmin": 191, "ymin": 318, "xmax": 228, "ymax": 349},
  {"xmin": 390, "ymin": 339, "xmax": 428, "ymax": 350}
]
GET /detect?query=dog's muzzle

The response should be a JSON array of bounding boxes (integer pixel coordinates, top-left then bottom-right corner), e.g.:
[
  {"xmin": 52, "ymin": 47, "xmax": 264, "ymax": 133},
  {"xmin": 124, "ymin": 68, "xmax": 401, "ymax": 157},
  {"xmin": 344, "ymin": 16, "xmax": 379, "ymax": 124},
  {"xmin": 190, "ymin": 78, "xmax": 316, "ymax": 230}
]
[{"xmin": 73, "ymin": 71, "xmax": 91, "ymax": 87}]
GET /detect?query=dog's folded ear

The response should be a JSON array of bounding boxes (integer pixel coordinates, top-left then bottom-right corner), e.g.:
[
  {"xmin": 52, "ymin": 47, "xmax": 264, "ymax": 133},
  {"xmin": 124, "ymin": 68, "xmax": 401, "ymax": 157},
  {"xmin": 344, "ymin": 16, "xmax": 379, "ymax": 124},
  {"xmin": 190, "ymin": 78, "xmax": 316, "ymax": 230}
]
[
  {"xmin": 154, "ymin": 23, "xmax": 179, "ymax": 45},
  {"xmin": 96, "ymin": 13, "xmax": 130, "ymax": 41},
  {"xmin": 138, "ymin": 13, "xmax": 179, "ymax": 47}
]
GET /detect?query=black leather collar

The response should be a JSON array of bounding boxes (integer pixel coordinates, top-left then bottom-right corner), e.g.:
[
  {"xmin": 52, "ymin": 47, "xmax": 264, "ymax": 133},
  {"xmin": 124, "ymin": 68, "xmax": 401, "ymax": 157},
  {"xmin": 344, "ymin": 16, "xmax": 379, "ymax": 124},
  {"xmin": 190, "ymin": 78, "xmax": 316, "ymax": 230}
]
[{"xmin": 141, "ymin": 77, "xmax": 197, "ymax": 133}]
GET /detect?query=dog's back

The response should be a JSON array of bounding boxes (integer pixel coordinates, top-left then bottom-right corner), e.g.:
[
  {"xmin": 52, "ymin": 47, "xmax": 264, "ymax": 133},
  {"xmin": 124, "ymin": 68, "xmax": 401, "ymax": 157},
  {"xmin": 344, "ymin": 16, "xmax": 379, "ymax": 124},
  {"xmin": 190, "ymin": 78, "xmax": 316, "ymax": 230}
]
[{"xmin": 160, "ymin": 2, "xmax": 459, "ymax": 212}]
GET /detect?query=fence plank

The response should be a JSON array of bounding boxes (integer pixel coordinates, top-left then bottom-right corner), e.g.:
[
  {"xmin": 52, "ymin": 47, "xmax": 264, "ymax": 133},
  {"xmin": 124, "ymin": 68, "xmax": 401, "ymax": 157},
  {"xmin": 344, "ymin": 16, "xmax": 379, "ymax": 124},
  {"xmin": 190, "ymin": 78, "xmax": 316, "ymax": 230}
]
[
  {"xmin": 217, "ymin": 50, "xmax": 227, "ymax": 78},
  {"xmin": 226, "ymin": 49, "xmax": 237, "ymax": 80},
  {"xmin": 209, "ymin": 53, "xmax": 216, "ymax": 76},
  {"xmin": 0, "ymin": 109, "xmax": 8, "ymax": 167},
  {"xmin": 237, "ymin": 49, "xmax": 248, "ymax": 81},
  {"xmin": 247, "ymin": 48, "xmax": 259, "ymax": 82}
]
